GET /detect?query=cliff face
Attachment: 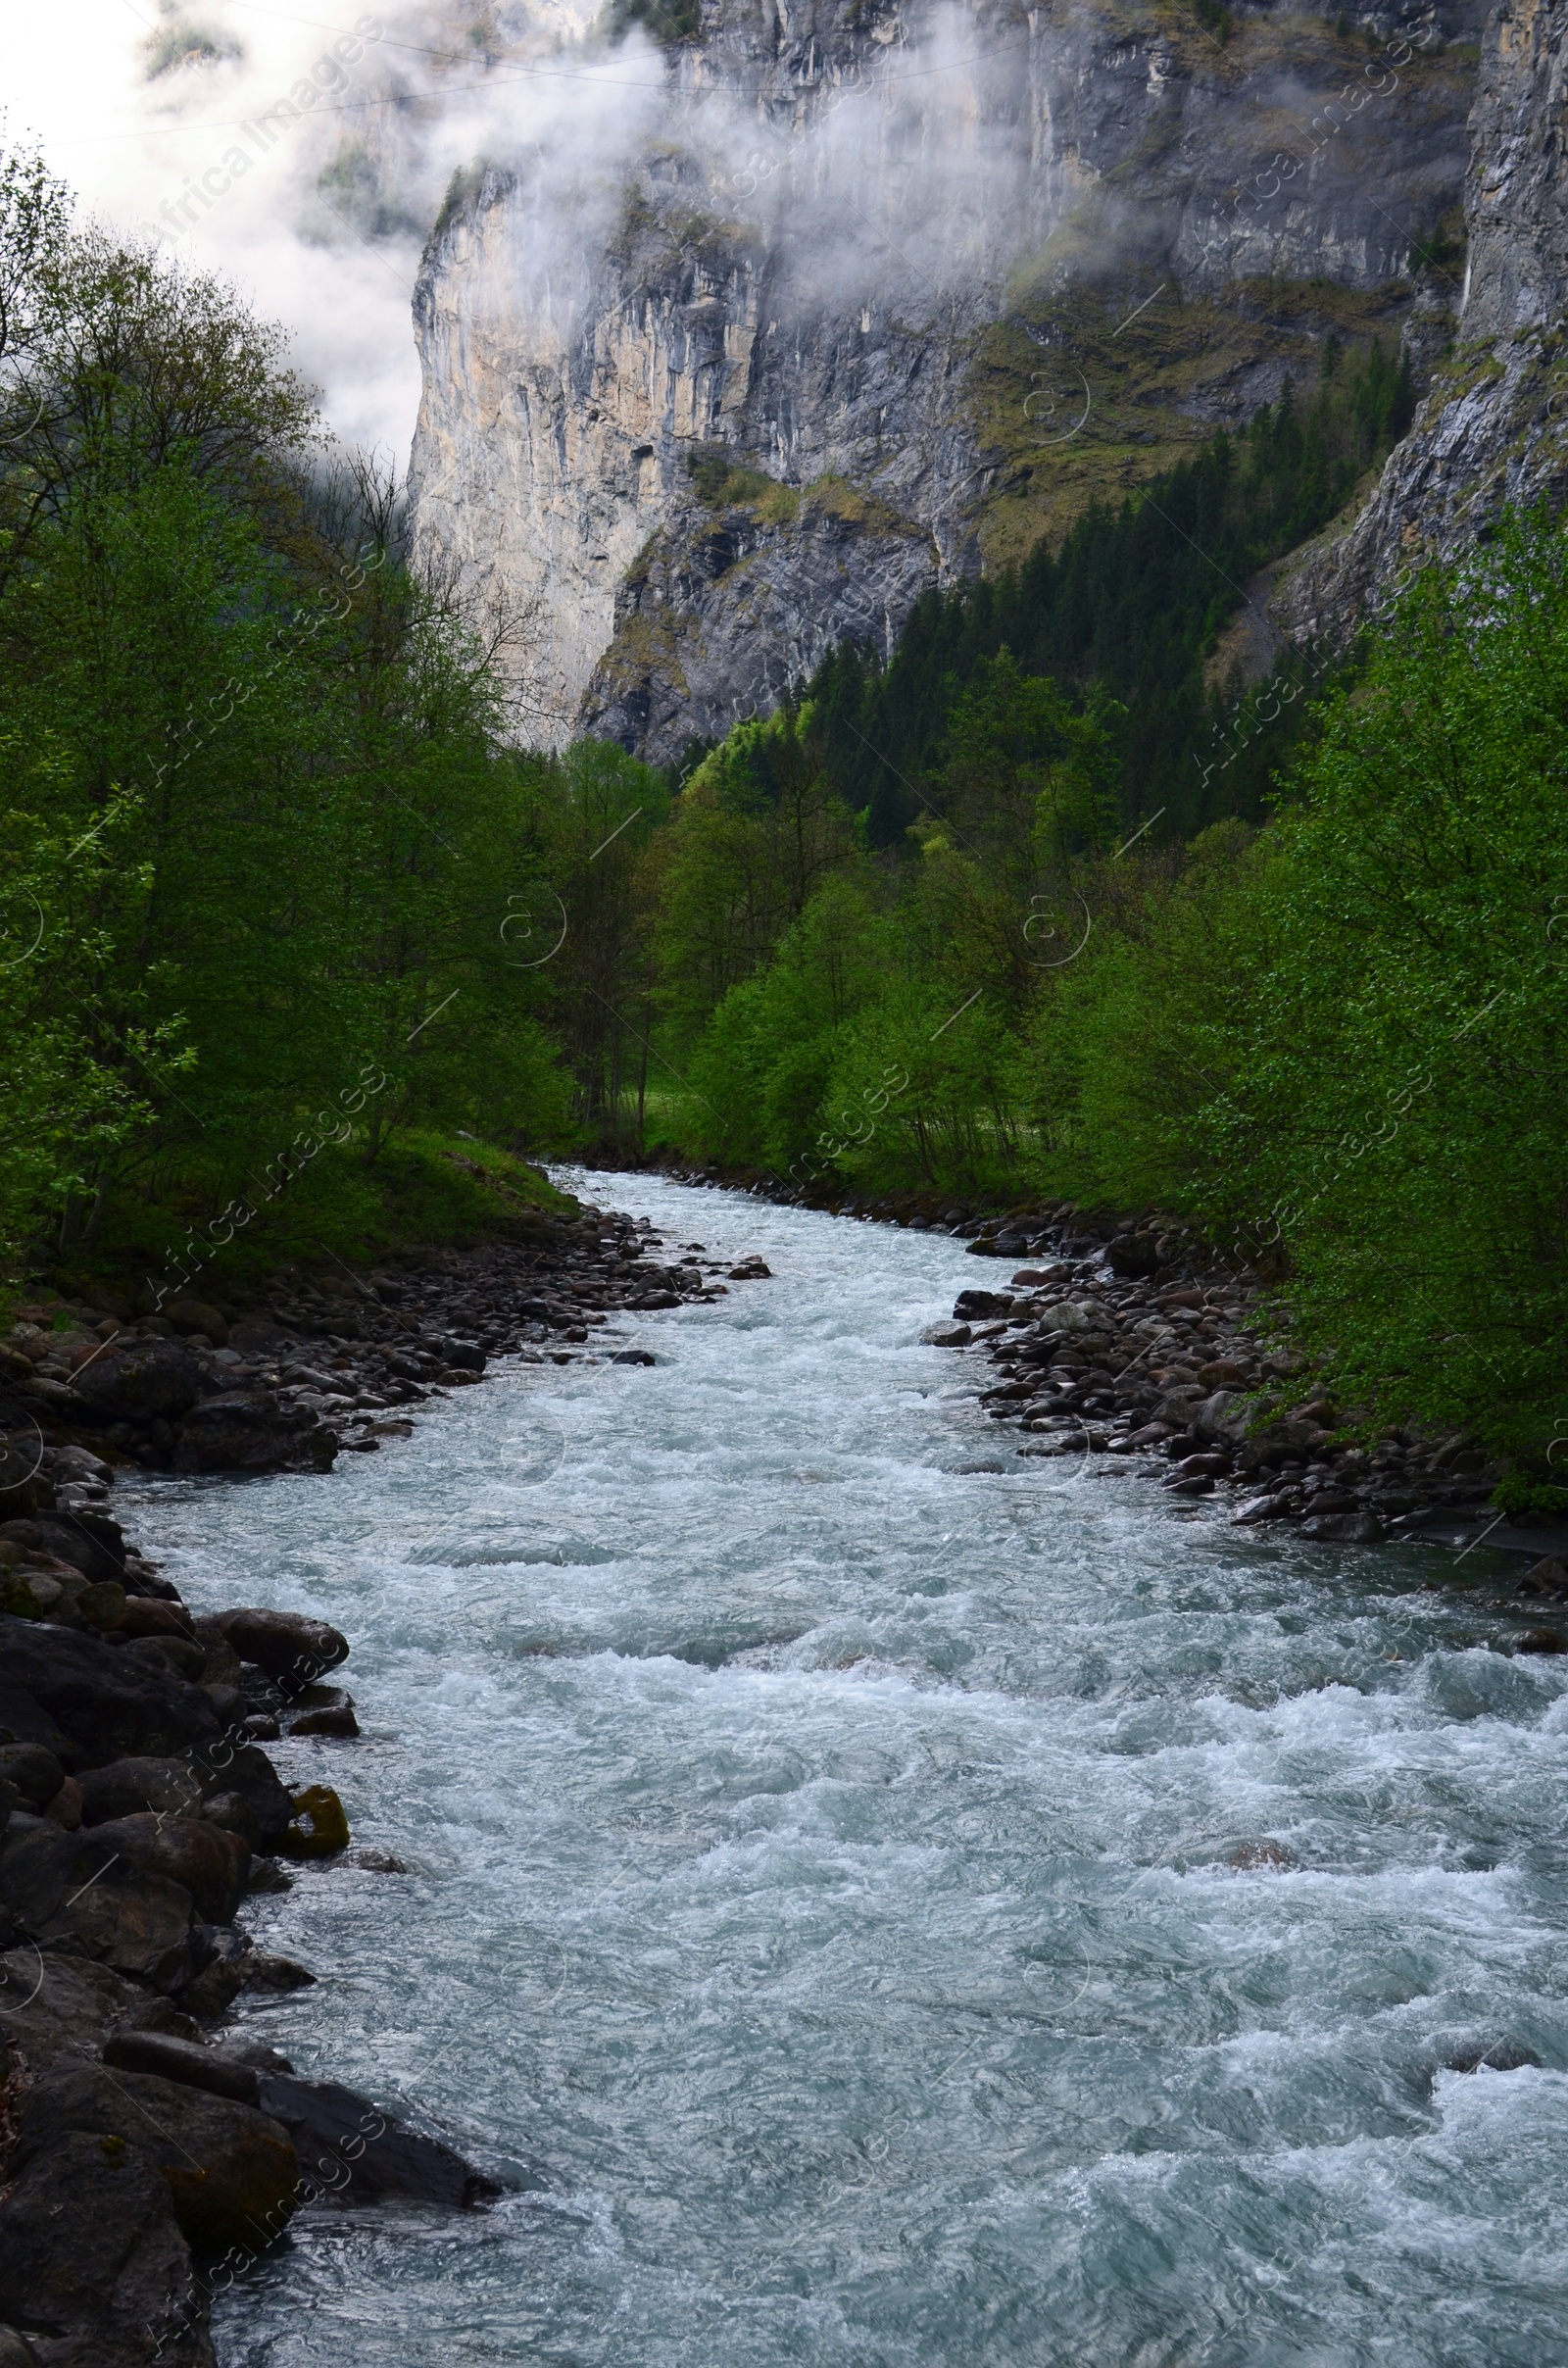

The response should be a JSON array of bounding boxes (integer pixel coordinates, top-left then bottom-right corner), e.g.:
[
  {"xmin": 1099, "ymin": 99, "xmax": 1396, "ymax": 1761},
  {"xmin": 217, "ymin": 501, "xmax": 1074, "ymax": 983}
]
[
  {"xmin": 1278, "ymin": 0, "xmax": 1568, "ymax": 645},
  {"xmin": 411, "ymin": 0, "xmax": 1488, "ymax": 760}
]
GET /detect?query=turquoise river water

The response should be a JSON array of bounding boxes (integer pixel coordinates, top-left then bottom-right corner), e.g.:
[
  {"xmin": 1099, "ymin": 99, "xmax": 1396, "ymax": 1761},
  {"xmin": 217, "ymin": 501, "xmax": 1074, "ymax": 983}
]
[{"xmin": 119, "ymin": 1171, "xmax": 1568, "ymax": 2366}]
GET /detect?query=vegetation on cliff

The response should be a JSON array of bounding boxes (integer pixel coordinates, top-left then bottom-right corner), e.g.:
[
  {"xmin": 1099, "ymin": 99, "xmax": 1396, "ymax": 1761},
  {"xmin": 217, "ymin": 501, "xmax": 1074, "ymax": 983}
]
[{"xmin": 2, "ymin": 144, "xmax": 1563, "ymax": 1486}]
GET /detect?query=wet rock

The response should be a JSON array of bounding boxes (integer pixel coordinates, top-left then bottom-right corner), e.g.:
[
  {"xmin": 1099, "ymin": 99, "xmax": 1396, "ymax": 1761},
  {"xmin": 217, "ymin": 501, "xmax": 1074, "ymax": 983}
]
[
  {"xmin": 71, "ymin": 1337, "xmax": 205, "ymax": 1425},
  {"xmin": 921, "ymin": 1322, "xmax": 971, "ymax": 1347},
  {"xmin": 283, "ymin": 1687, "xmax": 359, "ymax": 1739},
  {"xmin": 1441, "ymin": 2038, "xmax": 1543, "ymax": 2074},
  {"xmin": 1231, "ymin": 1494, "xmax": 1292, "ymax": 1526},
  {"xmin": 243, "ymin": 1952, "xmax": 316, "ymax": 1992},
  {"xmin": 953, "ymin": 1289, "xmax": 1012, "ymax": 1319},
  {"xmin": 1514, "ymin": 1628, "xmax": 1567, "ymax": 1654},
  {"xmin": 257, "ymin": 2072, "xmax": 504, "ymax": 2209},
  {"xmin": 277, "ymin": 1783, "xmax": 351, "ymax": 1858},
  {"xmin": 15, "ymin": 2064, "xmax": 297, "ymax": 2255},
  {"xmin": 172, "ymin": 1390, "xmax": 337, "ymax": 1474},
  {"xmin": 214, "ymin": 1606, "xmax": 349, "ymax": 1689},
  {"xmin": 1299, "ymin": 1512, "xmax": 1385, "ymax": 1544},
  {"xmin": 0, "ymin": 1615, "xmax": 218, "ymax": 1768},
  {"xmin": 1516, "ymin": 1555, "xmax": 1568, "ymax": 1601}
]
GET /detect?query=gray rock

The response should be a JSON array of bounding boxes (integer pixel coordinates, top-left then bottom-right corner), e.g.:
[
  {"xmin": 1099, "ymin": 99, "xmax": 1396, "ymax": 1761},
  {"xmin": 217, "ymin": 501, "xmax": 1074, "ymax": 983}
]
[
  {"xmin": 72, "ymin": 1337, "xmax": 204, "ymax": 1424},
  {"xmin": 172, "ymin": 1390, "xmax": 337, "ymax": 1474}
]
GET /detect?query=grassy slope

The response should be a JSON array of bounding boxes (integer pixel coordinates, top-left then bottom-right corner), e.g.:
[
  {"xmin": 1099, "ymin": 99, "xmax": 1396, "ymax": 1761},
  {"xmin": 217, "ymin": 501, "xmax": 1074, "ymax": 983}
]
[{"xmin": 46, "ymin": 1133, "xmax": 574, "ymax": 1315}]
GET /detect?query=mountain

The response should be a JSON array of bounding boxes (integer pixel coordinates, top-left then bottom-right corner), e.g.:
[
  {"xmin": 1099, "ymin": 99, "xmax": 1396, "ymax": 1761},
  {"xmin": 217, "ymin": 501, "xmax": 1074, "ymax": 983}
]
[
  {"xmin": 409, "ymin": 0, "xmax": 1489, "ymax": 760},
  {"xmin": 1278, "ymin": 0, "xmax": 1568, "ymax": 644}
]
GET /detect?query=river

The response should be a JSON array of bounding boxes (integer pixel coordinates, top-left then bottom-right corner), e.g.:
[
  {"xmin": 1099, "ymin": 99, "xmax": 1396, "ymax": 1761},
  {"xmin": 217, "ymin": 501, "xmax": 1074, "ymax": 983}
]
[{"xmin": 118, "ymin": 1171, "xmax": 1568, "ymax": 2366}]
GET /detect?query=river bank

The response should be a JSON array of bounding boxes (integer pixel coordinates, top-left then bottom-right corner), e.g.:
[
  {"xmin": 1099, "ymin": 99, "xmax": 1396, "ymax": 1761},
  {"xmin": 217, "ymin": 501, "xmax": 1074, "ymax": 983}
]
[
  {"xmin": 120, "ymin": 1164, "xmax": 1566, "ymax": 2368},
  {"xmin": 0, "ymin": 1193, "xmax": 749, "ymax": 2364},
  {"xmin": 5, "ymin": 1172, "xmax": 1565, "ymax": 2363}
]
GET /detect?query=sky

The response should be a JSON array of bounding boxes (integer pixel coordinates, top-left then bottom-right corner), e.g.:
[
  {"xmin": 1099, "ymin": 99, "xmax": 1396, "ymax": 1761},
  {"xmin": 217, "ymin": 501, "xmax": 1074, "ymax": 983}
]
[
  {"xmin": 5, "ymin": 0, "xmax": 658, "ymax": 461},
  {"xmin": 5, "ymin": 1, "xmax": 1037, "ymax": 467}
]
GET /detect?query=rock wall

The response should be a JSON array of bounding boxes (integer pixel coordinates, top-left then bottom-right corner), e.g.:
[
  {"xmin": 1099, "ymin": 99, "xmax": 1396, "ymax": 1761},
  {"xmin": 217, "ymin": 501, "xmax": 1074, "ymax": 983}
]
[
  {"xmin": 410, "ymin": 0, "xmax": 1489, "ymax": 761},
  {"xmin": 1278, "ymin": 0, "xmax": 1568, "ymax": 646}
]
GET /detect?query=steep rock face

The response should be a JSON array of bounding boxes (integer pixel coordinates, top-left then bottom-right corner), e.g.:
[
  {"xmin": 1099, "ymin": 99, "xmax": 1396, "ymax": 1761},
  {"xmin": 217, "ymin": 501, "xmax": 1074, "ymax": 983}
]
[
  {"xmin": 1278, "ymin": 0, "xmax": 1568, "ymax": 644},
  {"xmin": 411, "ymin": 0, "xmax": 1488, "ymax": 761}
]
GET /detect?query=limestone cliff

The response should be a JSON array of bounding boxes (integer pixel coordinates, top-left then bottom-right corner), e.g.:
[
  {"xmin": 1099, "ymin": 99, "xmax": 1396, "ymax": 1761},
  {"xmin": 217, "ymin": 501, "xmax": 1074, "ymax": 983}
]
[
  {"xmin": 410, "ymin": 0, "xmax": 1488, "ymax": 761},
  {"xmin": 1278, "ymin": 0, "xmax": 1568, "ymax": 645}
]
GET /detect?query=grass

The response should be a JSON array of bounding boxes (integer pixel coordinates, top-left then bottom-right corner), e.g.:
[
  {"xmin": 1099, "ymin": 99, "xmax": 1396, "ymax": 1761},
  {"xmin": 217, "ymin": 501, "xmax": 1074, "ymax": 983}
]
[
  {"xmin": 45, "ymin": 1130, "xmax": 575, "ymax": 1314},
  {"xmin": 965, "ymin": 277, "xmax": 1422, "ymax": 572}
]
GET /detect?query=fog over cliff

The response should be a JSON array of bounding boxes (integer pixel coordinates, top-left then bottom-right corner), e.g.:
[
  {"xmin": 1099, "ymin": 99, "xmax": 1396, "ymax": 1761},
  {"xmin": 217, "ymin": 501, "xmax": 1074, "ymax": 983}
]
[{"xmin": 12, "ymin": 0, "xmax": 1524, "ymax": 763}]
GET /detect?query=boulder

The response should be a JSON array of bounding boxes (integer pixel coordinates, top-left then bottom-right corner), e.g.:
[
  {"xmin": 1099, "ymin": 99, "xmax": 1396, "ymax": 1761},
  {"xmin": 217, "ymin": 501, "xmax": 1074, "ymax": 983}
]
[
  {"xmin": 215, "ymin": 1607, "xmax": 348, "ymax": 1685},
  {"xmin": 0, "ymin": 1511, "xmax": 127, "ymax": 1585},
  {"xmin": 84, "ymin": 1812, "xmax": 250, "ymax": 1923},
  {"xmin": 1517, "ymin": 1555, "xmax": 1568, "ymax": 1601},
  {"xmin": 277, "ymin": 1784, "xmax": 350, "ymax": 1859},
  {"xmin": 953, "ymin": 1289, "xmax": 1012, "ymax": 1319},
  {"xmin": 0, "ymin": 1615, "xmax": 218, "ymax": 1768},
  {"xmin": 12, "ymin": 2065, "xmax": 297, "ymax": 2256},
  {"xmin": 1105, "ymin": 1232, "xmax": 1160, "ymax": 1277},
  {"xmin": 0, "ymin": 1816, "xmax": 199, "ymax": 1990},
  {"xmin": 78, "ymin": 1754, "xmax": 204, "ymax": 1826},
  {"xmin": 71, "ymin": 1337, "xmax": 204, "ymax": 1425},
  {"xmin": 0, "ymin": 1742, "xmax": 66, "ymax": 1812},
  {"xmin": 119, "ymin": 1598, "xmax": 198, "ymax": 1642},
  {"xmin": 920, "ymin": 1322, "xmax": 971, "ymax": 1347},
  {"xmin": 1194, "ymin": 1390, "xmax": 1250, "ymax": 1445},
  {"xmin": 192, "ymin": 1741, "xmax": 296, "ymax": 1844},
  {"xmin": 426, "ymin": 1334, "xmax": 486, "ymax": 1372},
  {"xmin": 162, "ymin": 1298, "xmax": 229, "ymax": 1346},
  {"xmin": 0, "ymin": 2127, "xmax": 206, "ymax": 2366},
  {"xmin": 102, "ymin": 2031, "xmax": 505, "ymax": 2212},
  {"xmin": 172, "ymin": 1391, "xmax": 337, "ymax": 1474},
  {"xmin": 257, "ymin": 2072, "xmax": 503, "ymax": 2208}
]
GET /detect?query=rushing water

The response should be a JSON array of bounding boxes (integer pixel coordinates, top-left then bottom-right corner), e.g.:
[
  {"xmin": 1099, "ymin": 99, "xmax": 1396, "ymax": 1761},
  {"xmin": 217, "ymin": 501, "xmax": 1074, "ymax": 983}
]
[{"xmin": 119, "ymin": 1173, "xmax": 1568, "ymax": 2366}]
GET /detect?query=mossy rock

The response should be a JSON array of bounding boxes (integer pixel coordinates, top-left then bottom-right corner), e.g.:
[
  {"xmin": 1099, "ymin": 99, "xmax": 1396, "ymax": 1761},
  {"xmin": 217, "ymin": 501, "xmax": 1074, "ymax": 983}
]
[{"xmin": 278, "ymin": 1784, "xmax": 351, "ymax": 1859}]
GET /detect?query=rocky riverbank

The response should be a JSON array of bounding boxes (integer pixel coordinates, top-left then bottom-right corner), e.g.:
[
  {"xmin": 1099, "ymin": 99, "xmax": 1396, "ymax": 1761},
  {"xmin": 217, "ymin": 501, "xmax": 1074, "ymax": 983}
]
[
  {"xmin": 0, "ymin": 1196, "xmax": 749, "ymax": 2365},
  {"xmin": 638, "ymin": 1156, "xmax": 1568, "ymax": 1636},
  {"xmin": 933, "ymin": 1208, "xmax": 1568, "ymax": 1646}
]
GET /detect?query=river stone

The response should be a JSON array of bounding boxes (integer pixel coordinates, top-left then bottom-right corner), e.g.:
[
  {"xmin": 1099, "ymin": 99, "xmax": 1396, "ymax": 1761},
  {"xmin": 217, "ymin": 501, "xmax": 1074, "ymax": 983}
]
[
  {"xmin": 87, "ymin": 1811, "xmax": 251, "ymax": 1923},
  {"xmin": 172, "ymin": 1390, "xmax": 338, "ymax": 1475},
  {"xmin": 0, "ymin": 1816, "xmax": 199, "ymax": 1990},
  {"xmin": 162, "ymin": 1298, "xmax": 229, "ymax": 1346},
  {"xmin": 79, "ymin": 1754, "xmax": 203, "ymax": 1825},
  {"xmin": 921, "ymin": 1322, "xmax": 971, "ymax": 1347},
  {"xmin": 0, "ymin": 1742, "xmax": 66, "ymax": 1811},
  {"xmin": 1194, "ymin": 1389, "xmax": 1250, "ymax": 1444},
  {"xmin": 0, "ymin": 1512, "xmax": 126, "ymax": 1586},
  {"xmin": 72, "ymin": 1337, "xmax": 204, "ymax": 1424},
  {"xmin": 0, "ymin": 2126, "xmax": 205, "ymax": 2366},
  {"xmin": 0, "ymin": 1615, "xmax": 218, "ymax": 1768},
  {"xmin": 953, "ymin": 1290, "xmax": 1011, "ymax": 1318},
  {"xmin": 257, "ymin": 2071, "xmax": 504, "ymax": 2209},
  {"xmin": 14, "ymin": 2064, "xmax": 298, "ymax": 2255},
  {"xmin": 215, "ymin": 1606, "xmax": 349, "ymax": 1685}
]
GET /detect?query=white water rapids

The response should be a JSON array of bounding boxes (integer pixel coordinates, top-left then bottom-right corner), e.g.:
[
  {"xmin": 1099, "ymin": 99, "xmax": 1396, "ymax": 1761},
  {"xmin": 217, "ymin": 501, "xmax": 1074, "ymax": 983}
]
[{"xmin": 119, "ymin": 1172, "xmax": 1568, "ymax": 2365}]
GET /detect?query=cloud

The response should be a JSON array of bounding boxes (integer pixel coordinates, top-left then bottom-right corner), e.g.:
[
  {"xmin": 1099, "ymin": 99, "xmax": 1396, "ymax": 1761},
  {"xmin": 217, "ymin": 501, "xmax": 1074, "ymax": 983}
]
[
  {"xmin": 7, "ymin": 0, "xmax": 669, "ymax": 458},
  {"xmin": 7, "ymin": 2, "xmax": 1055, "ymax": 464}
]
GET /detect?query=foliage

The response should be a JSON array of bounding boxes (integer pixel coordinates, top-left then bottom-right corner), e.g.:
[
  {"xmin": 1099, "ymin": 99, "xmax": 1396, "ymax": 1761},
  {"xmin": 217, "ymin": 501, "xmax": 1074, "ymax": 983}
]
[{"xmin": 805, "ymin": 338, "xmax": 1412, "ymax": 847}]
